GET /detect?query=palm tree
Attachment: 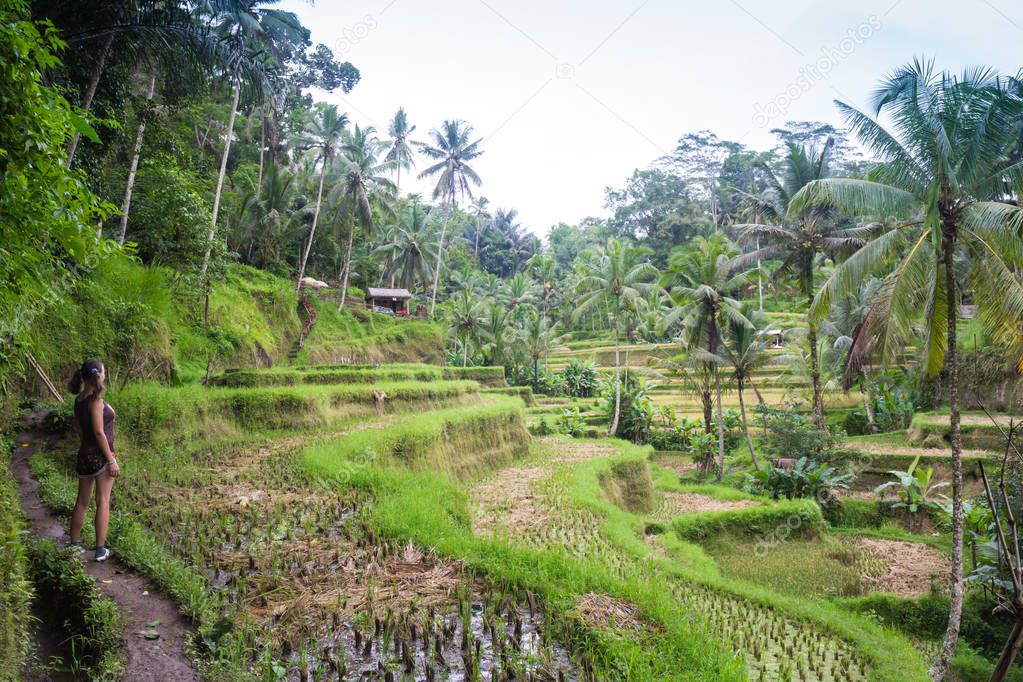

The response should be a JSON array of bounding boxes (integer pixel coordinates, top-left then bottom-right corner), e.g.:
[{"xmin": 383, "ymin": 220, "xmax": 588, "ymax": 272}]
[
  {"xmin": 374, "ymin": 199, "xmax": 436, "ymax": 291},
  {"xmin": 331, "ymin": 124, "xmax": 395, "ymax": 310},
  {"xmin": 199, "ymin": 0, "xmax": 304, "ymax": 286},
  {"xmin": 447, "ymin": 290, "xmax": 482, "ymax": 367},
  {"xmin": 501, "ymin": 272, "xmax": 539, "ymax": 312},
  {"xmin": 468, "ymin": 197, "xmax": 491, "ymax": 258},
  {"xmin": 734, "ymin": 139, "xmax": 864, "ymax": 429},
  {"xmin": 791, "ymin": 61, "xmax": 1023, "ymax": 679},
  {"xmin": 519, "ymin": 311, "xmax": 559, "ymax": 383},
  {"xmin": 718, "ymin": 305, "xmax": 773, "ymax": 471},
  {"xmin": 243, "ymin": 164, "xmax": 306, "ymax": 266},
  {"xmin": 664, "ymin": 234, "xmax": 752, "ymax": 480},
  {"xmin": 480, "ymin": 302, "xmax": 510, "ymax": 368},
  {"xmin": 295, "ymin": 103, "xmax": 349, "ymax": 290},
  {"xmin": 416, "ymin": 120, "xmax": 484, "ymax": 316},
  {"xmin": 385, "ymin": 107, "xmax": 416, "ymax": 194},
  {"xmin": 575, "ymin": 239, "xmax": 657, "ymax": 436}
]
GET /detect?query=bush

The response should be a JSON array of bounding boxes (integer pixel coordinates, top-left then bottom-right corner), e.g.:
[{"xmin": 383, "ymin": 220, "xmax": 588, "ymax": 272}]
[
  {"xmin": 556, "ymin": 406, "xmax": 585, "ymax": 437},
  {"xmin": 601, "ymin": 370, "xmax": 652, "ymax": 443},
  {"xmin": 744, "ymin": 457, "xmax": 852, "ymax": 509},
  {"xmin": 561, "ymin": 359, "xmax": 599, "ymax": 398},
  {"xmin": 0, "ymin": 454, "xmax": 33, "ymax": 679},
  {"xmin": 757, "ymin": 406, "xmax": 849, "ymax": 462},
  {"xmin": 29, "ymin": 540, "xmax": 124, "ymax": 678}
]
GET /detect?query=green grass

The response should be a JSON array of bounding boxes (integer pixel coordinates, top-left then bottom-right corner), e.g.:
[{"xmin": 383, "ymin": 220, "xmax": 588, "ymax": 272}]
[
  {"xmin": 112, "ymin": 379, "xmax": 480, "ymax": 445},
  {"xmin": 301, "ymin": 434, "xmax": 747, "ymax": 681},
  {"xmin": 0, "ymin": 439, "xmax": 33, "ymax": 679},
  {"xmin": 298, "ymin": 295, "xmax": 444, "ymax": 365},
  {"xmin": 302, "ymin": 396, "xmax": 529, "ymax": 481},
  {"xmin": 561, "ymin": 442, "xmax": 930, "ymax": 681},
  {"xmin": 705, "ymin": 534, "xmax": 885, "ymax": 599},
  {"xmin": 28, "ymin": 539, "xmax": 125, "ymax": 679}
]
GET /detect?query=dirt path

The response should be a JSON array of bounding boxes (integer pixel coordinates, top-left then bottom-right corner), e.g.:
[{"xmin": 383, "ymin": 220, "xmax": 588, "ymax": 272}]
[{"xmin": 12, "ymin": 412, "xmax": 199, "ymax": 682}]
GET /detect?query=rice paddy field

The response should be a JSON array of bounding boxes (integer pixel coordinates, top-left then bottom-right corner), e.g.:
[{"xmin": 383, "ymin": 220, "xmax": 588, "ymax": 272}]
[{"xmin": 19, "ymin": 326, "xmax": 1019, "ymax": 680}]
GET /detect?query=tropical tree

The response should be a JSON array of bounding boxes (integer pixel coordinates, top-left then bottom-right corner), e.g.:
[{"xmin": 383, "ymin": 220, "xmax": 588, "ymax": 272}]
[
  {"xmin": 416, "ymin": 120, "xmax": 484, "ymax": 316},
  {"xmin": 734, "ymin": 139, "xmax": 864, "ymax": 428},
  {"xmin": 385, "ymin": 107, "xmax": 416, "ymax": 194},
  {"xmin": 447, "ymin": 290, "xmax": 482, "ymax": 366},
  {"xmin": 501, "ymin": 272, "xmax": 539, "ymax": 313},
  {"xmin": 520, "ymin": 311, "xmax": 558, "ymax": 383},
  {"xmin": 241, "ymin": 164, "xmax": 306, "ymax": 266},
  {"xmin": 575, "ymin": 239, "xmax": 657, "ymax": 436},
  {"xmin": 792, "ymin": 61, "xmax": 1023, "ymax": 678},
  {"xmin": 480, "ymin": 302, "xmax": 510, "ymax": 368},
  {"xmin": 198, "ymin": 0, "xmax": 304, "ymax": 286},
  {"xmin": 331, "ymin": 124, "xmax": 395, "ymax": 310},
  {"xmin": 373, "ymin": 199, "xmax": 436, "ymax": 291},
  {"xmin": 664, "ymin": 234, "xmax": 752, "ymax": 480},
  {"xmin": 295, "ymin": 103, "xmax": 349, "ymax": 289},
  {"xmin": 718, "ymin": 306, "xmax": 774, "ymax": 471},
  {"xmin": 468, "ymin": 196, "xmax": 492, "ymax": 258}
]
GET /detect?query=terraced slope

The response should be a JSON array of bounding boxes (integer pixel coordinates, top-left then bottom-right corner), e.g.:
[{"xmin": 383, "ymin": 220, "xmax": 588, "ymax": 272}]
[{"xmin": 24, "ymin": 363, "xmax": 934, "ymax": 680}]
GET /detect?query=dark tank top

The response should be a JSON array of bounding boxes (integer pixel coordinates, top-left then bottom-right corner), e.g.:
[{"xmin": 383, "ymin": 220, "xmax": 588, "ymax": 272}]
[{"xmin": 75, "ymin": 395, "xmax": 115, "ymax": 454}]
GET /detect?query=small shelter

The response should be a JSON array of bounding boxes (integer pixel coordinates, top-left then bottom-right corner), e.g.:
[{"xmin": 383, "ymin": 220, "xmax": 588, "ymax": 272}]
[
  {"xmin": 757, "ymin": 328, "xmax": 785, "ymax": 348},
  {"xmin": 366, "ymin": 287, "xmax": 412, "ymax": 316}
]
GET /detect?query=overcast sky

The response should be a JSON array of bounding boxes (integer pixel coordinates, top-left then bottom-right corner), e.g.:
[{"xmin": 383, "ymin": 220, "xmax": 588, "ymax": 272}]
[{"xmin": 281, "ymin": 0, "xmax": 1022, "ymax": 237}]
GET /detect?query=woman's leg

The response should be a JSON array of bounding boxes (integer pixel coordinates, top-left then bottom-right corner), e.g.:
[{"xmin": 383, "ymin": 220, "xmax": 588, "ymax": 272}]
[
  {"xmin": 93, "ymin": 469, "xmax": 115, "ymax": 548},
  {"xmin": 70, "ymin": 477, "xmax": 95, "ymax": 543}
]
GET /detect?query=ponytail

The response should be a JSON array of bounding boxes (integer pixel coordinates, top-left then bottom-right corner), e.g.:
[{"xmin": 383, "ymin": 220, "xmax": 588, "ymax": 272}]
[
  {"xmin": 68, "ymin": 359, "xmax": 105, "ymax": 397},
  {"xmin": 67, "ymin": 368, "xmax": 84, "ymax": 394}
]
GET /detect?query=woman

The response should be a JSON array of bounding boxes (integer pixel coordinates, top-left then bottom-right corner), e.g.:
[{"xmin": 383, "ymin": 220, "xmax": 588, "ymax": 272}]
[{"xmin": 67, "ymin": 359, "xmax": 120, "ymax": 561}]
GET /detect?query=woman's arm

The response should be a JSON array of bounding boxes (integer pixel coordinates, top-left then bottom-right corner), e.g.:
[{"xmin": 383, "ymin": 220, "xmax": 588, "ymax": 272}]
[{"xmin": 89, "ymin": 400, "xmax": 120, "ymax": 477}]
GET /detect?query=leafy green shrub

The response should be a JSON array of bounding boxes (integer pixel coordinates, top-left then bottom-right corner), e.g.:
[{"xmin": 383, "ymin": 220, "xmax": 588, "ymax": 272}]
[
  {"xmin": 29, "ymin": 540, "xmax": 124, "ymax": 678},
  {"xmin": 744, "ymin": 457, "xmax": 852, "ymax": 509},
  {"xmin": 874, "ymin": 455, "xmax": 949, "ymax": 531},
  {"xmin": 757, "ymin": 406, "xmax": 848, "ymax": 462},
  {"xmin": 601, "ymin": 370, "xmax": 652, "ymax": 443},
  {"xmin": 0, "ymin": 454, "xmax": 33, "ymax": 679},
  {"xmin": 561, "ymin": 359, "xmax": 599, "ymax": 398},
  {"xmin": 556, "ymin": 406, "xmax": 585, "ymax": 437},
  {"xmin": 844, "ymin": 381, "xmax": 916, "ymax": 435}
]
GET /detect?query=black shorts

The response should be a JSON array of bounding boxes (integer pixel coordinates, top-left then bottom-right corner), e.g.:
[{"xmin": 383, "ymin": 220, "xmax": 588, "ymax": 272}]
[{"xmin": 76, "ymin": 447, "xmax": 109, "ymax": 478}]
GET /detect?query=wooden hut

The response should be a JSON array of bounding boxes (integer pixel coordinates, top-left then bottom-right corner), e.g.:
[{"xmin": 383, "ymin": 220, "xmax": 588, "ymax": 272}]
[{"xmin": 366, "ymin": 287, "xmax": 412, "ymax": 316}]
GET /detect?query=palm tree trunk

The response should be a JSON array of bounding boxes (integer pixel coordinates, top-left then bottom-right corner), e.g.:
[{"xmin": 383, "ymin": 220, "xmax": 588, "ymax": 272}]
[
  {"xmin": 257, "ymin": 114, "xmax": 265, "ymax": 201},
  {"xmin": 748, "ymin": 375, "xmax": 765, "ymax": 405},
  {"xmin": 808, "ymin": 321, "xmax": 826, "ymax": 429},
  {"xmin": 861, "ymin": 368, "xmax": 876, "ymax": 428},
  {"xmin": 395, "ymin": 163, "xmax": 401, "ymax": 196},
  {"xmin": 933, "ymin": 229, "xmax": 965, "ymax": 682},
  {"xmin": 337, "ymin": 220, "xmax": 356, "ymax": 311},
  {"xmin": 199, "ymin": 72, "xmax": 241, "ymax": 286},
  {"xmin": 429, "ymin": 205, "xmax": 451, "ymax": 317},
  {"xmin": 297, "ymin": 156, "xmax": 328, "ymax": 291},
  {"xmin": 115, "ymin": 70, "xmax": 157, "ymax": 245},
  {"xmin": 738, "ymin": 382, "xmax": 759, "ymax": 471},
  {"xmin": 715, "ymin": 365, "xmax": 725, "ymax": 481},
  {"xmin": 608, "ymin": 298, "xmax": 622, "ymax": 437},
  {"xmin": 66, "ymin": 33, "xmax": 114, "ymax": 169}
]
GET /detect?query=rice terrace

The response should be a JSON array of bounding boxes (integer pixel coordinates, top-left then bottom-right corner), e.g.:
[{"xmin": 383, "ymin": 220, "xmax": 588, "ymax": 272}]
[{"xmin": 3, "ymin": 1, "xmax": 1023, "ymax": 681}]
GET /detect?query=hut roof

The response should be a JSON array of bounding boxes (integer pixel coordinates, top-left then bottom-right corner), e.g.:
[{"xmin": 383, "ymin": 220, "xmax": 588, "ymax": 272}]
[{"xmin": 366, "ymin": 287, "xmax": 413, "ymax": 300}]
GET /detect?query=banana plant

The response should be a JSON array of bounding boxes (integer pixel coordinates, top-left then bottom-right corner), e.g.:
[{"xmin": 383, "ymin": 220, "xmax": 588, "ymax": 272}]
[{"xmin": 874, "ymin": 454, "xmax": 949, "ymax": 518}]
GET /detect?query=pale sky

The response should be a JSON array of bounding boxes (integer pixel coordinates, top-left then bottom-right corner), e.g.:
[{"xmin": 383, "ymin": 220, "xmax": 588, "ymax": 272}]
[{"xmin": 282, "ymin": 0, "xmax": 1022, "ymax": 236}]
